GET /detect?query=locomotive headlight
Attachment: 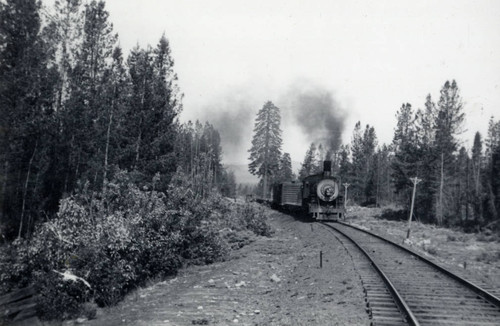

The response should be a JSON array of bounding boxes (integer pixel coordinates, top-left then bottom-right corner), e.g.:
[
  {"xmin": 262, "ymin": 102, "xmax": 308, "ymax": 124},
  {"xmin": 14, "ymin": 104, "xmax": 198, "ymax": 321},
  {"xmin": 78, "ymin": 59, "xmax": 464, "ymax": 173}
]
[
  {"xmin": 324, "ymin": 186, "xmax": 334, "ymax": 197},
  {"xmin": 316, "ymin": 179, "xmax": 339, "ymax": 201}
]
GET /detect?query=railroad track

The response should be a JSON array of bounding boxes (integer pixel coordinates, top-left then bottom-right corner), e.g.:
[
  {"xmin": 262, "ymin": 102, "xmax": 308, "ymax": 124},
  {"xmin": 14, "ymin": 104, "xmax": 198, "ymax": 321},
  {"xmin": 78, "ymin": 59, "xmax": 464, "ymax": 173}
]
[{"xmin": 321, "ymin": 221, "xmax": 500, "ymax": 326}]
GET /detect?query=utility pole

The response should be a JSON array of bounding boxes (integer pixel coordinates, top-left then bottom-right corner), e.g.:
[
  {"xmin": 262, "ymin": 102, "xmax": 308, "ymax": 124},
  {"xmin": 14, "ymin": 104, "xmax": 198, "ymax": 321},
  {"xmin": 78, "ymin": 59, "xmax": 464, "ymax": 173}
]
[
  {"xmin": 343, "ymin": 183, "xmax": 350, "ymax": 208},
  {"xmin": 407, "ymin": 177, "xmax": 421, "ymax": 239}
]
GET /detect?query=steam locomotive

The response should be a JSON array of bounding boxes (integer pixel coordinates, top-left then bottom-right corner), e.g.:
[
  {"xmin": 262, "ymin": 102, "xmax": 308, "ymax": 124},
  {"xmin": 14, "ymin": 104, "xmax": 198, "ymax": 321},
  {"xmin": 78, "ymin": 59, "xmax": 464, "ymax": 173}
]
[{"xmin": 272, "ymin": 161, "xmax": 345, "ymax": 220}]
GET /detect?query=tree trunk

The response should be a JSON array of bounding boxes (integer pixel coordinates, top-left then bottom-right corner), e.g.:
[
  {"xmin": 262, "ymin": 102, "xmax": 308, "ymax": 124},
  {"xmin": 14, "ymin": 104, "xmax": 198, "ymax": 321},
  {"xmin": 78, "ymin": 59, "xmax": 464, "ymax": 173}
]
[
  {"xmin": 75, "ymin": 148, "xmax": 81, "ymax": 183},
  {"xmin": 1, "ymin": 161, "xmax": 9, "ymax": 224},
  {"xmin": 63, "ymin": 135, "xmax": 74, "ymax": 194},
  {"xmin": 135, "ymin": 74, "xmax": 147, "ymax": 169},
  {"xmin": 27, "ymin": 169, "xmax": 41, "ymax": 238},
  {"xmin": 135, "ymin": 129, "xmax": 142, "ymax": 168},
  {"xmin": 18, "ymin": 141, "xmax": 37, "ymax": 239},
  {"xmin": 103, "ymin": 110, "xmax": 113, "ymax": 190},
  {"xmin": 263, "ymin": 169, "xmax": 268, "ymax": 199},
  {"xmin": 438, "ymin": 152, "xmax": 444, "ymax": 225},
  {"xmin": 375, "ymin": 155, "xmax": 380, "ymax": 206}
]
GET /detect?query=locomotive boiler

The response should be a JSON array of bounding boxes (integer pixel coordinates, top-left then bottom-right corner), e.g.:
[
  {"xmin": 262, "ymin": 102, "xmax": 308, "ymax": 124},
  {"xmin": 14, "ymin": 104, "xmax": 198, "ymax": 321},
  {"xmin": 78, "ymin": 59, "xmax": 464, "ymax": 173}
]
[{"xmin": 272, "ymin": 160, "xmax": 345, "ymax": 220}]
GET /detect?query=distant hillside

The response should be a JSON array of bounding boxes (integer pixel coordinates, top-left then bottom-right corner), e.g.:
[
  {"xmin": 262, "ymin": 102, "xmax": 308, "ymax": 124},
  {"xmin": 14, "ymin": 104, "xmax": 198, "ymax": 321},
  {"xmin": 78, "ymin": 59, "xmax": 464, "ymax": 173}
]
[{"xmin": 225, "ymin": 161, "xmax": 302, "ymax": 184}]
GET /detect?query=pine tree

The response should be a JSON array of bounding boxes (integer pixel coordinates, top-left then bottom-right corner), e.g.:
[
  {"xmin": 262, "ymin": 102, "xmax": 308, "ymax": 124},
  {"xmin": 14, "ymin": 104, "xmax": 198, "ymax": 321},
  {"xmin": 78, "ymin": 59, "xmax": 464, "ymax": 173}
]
[
  {"xmin": 373, "ymin": 145, "xmax": 393, "ymax": 205},
  {"xmin": 350, "ymin": 122, "xmax": 364, "ymax": 201},
  {"xmin": 434, "ymin": 80, "xmax": 465, "ymax": 224},
  {"xmin": 350, "ymin": 122, "xmax": 378, "ymax": 204},
  {"xmin": 0, "ymin": 0, "xmax": 58, "ymax": 238},
  {"xmin": 248, "ymin": 101, "xmax": 282, "ymax": 198},
  {"xmin": 124, "ymin": 35, "xmax": 182, "ymax": 189},
  {"xmin": 471, "ymin": 132, "xmax": 483, "ymax": 222},
  {"xmin": 485, "ymin": 117, "xmax": 500, "ymax": 162},
  {"xmin": 362, "ymin": 124, "xmax": 378, "ymax": 204},
  {"xmin": 298, "ymin": 143, "xmax": 317, "ymax": 180},
  {"xmin": 276, "ymin": 152, "xmax": 294, "ymax": 183},
  {"xmin": 220, "ymin": 170, "xmax": 237, "ymax": 198},
  {"xmin": 142, "ymin": 35, "xmax": 182, "ymax": 190},
  {"xmin": 484, "ymin": 118, "xmax": 500, "ymax": 223},
  {"xmin": 59, "ymin": 0, "xmax": 117, "ymax": 192},
  {"xmin": 414, "ymin": 95, "xmax": 438, "ymax": 221},
  {"xmin": 174, "ymin": 121, "xmax": 225, "ymax": 198},
  {"xmin": 49, "ymin": 0, "xmax": 84, "ymax": 110},
  {"xmin": 101, "ymin": 46, "xmax": 129, "ymax": 189},
  {"xmin": 391, "ymin": 104, "xmax": 420, "ymax": 208},
  {"xmin": 338, "ymin": 144, "xmax": 351, "ymax": 182},
  {"xmin": 454, "ymin": 146, "xmax": 470, "ymax": 224}
]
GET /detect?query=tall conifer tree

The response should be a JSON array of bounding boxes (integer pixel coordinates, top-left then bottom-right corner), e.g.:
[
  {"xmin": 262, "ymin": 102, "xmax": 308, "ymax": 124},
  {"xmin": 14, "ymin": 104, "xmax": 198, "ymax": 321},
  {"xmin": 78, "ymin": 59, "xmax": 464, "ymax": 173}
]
[
  {"xmin": 298, "ymin": 143, "xmax": 316, "ymax": 180},
  {"xmin": 434, "ymin": 80, "xmax": 464, "ymax": 223},
  {"xmin": 248, "ymin": 101, "xmax": 282, "ymax": 198},
  {"xmin": 0, "ymin": 0, "xmax": 58, "ymax": 237},
  {"xmin": 276, "ymin": 152, "xmax": 294, "ymax": 183}
]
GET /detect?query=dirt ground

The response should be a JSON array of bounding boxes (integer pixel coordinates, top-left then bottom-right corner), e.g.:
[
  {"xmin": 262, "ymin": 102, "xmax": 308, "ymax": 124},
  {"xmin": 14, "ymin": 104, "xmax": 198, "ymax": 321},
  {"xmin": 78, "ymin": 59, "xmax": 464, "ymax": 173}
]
[
  {"xmin": 74, "ymin": 210, "xmax": 369, "ymax": 326},
  {"xmin": 62, "ymin": 205, "xmax": 500, "ymax": 326},
  {"xmin": 345, "ymin": 206, "xmax": 500, "ymax": 296}
]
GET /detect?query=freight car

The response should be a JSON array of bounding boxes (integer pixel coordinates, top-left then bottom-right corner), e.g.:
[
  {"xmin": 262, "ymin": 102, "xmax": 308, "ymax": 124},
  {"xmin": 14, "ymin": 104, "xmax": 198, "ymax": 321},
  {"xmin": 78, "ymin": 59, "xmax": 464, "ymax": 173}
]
[{"xmin": 272, "ymin": 161, "xmax": 345, "ymax": 220}]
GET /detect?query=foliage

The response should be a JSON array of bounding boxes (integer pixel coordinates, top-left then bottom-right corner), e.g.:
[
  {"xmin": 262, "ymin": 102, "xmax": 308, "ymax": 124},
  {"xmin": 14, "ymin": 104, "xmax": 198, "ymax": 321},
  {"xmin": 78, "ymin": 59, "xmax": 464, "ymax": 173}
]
[
  {"xmin": 298, "ymin": 143, "xmax": 320, "ymax": 180},
  {"xmin": 338, "ymin": 80, "xmax": 500, "ymax": 231},
  {"xmin": 235, "ymin": 203, "xmax": 272, "ymax": 237},
  {"xmin": 345, "ymin": 121, "xmax": 378, "ymax": 204},
  {"xmin": 274, "ymin": 152, "xmax": 295, "ymax": 184},
  {"xmin": 0, "ymin": 169, "xmax": 271, "ymax": 320},
  {"xmin": 0, "ymin": 0, "xmax": 59, "ymax": 239},
  {"xmin": 0, "ymin": 1, "xmax": 270, "ymax": 322},
  {"xmin": 0, "ymin": 0, "xmax": 181, "ymax": 240},
  {"xmin": 248, "ymin": 101, "xmax": 283, "ymax": 197},
  {"xmin": 174, "ymin": 121, "xmax": 225, "ymax": 198}
]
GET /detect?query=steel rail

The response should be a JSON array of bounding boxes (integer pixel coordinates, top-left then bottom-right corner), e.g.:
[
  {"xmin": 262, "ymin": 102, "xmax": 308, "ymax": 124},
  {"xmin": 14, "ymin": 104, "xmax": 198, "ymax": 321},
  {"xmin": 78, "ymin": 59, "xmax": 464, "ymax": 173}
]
[
  {"xmin": 321, "ymin": 222, "xmax": 420, "ymax": 326},
  {"xmin": 336, "ymin": 220, "xmax": 500, "ymax": 308}
]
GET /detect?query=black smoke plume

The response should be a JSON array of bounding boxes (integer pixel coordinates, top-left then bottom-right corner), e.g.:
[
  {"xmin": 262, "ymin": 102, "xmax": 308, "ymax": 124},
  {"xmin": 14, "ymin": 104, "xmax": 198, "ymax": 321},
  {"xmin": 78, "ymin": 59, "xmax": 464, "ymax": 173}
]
[{"xmin": 283, "ymin": 84, "xmax": 347, "ymax": 154}]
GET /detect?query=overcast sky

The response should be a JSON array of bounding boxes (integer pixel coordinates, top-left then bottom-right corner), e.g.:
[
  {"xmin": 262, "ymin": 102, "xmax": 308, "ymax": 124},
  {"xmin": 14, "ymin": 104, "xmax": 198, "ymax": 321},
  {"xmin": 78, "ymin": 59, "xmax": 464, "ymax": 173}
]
[{"xmin": 56, "ymin": 0, "xmax": 500, "ymax": 164}]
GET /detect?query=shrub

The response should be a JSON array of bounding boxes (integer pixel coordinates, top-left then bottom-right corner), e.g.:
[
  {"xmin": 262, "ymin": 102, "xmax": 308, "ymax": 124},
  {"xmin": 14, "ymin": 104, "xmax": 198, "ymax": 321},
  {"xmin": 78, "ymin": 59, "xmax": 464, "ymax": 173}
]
[
  {"xmin": 475, "ymin": 251, "xmax": 500, "ymax": 263},
  {"xmin": 219, "ymin": 228, "xmax": 254, "ymax": 250},
  {"xmin": 0, "ymin": 169, "xmax": 272, "ymax": 321},
  {"xmin": 377, "ymin": 208, "xmax": 408, "ymax": 221},
  {"xmin": 35, "ymin": 271, "xmax": 92, "ymax": 320},
  {"xmin": 238, "ymin": 203, "xmax": 272, "ymax": 237},
  {"xmin": 446, "ymin": 234, "xmax": 457, "ymax": 242},
  {"xmin": 424, "ymin": 245, "xmax": 438, "ymax": 256}
]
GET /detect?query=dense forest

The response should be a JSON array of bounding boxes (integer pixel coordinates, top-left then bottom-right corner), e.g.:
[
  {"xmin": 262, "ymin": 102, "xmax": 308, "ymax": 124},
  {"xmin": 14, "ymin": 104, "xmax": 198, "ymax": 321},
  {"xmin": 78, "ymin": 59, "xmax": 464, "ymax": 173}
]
[
  {"xmin": 0, "ymin": 0, "xmax": 254, "ymax": 321},
  {"xmin": 333, "ymin": 81, "xmax": 500, "ymax": 231},
  {"xmin": 0, "ymin": 0, "xmax": 238, "ymax": 240}
]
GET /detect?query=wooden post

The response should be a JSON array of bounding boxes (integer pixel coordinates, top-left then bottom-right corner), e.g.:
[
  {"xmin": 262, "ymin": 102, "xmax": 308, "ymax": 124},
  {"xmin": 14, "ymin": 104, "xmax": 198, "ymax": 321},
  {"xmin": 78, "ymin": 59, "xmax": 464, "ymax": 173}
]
[
  {"xmin": 407, "ymin": 177, "xmax": 421, "ymax": 239},
  {"xmin": 343, "ymin": 183, "xmax": 350, "ymax": 208}
]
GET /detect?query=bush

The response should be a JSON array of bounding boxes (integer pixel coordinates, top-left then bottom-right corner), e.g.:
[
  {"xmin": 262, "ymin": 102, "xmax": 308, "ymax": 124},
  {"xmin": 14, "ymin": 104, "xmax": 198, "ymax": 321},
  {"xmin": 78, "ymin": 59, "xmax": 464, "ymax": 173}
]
[
  {"xmin": 0, "ymin": 169, "xmax": 272, "ymax": 321},
  {"xmin": 238, "ymin": 203, "xmax": 272, "ymax": 237},
  {"xmin": 219, "ymin": 228, "xmax": 254, "ymax": 250},
  {"xmin": 476, "ymin": 251, "xmax": 500, "ymax": 263},
  {"xmin": 35, "ymin": 271, "xmax": 92, "ymax": 320},
  {"xmin": 377, "ymin": 208, "xmax": 408, "ymax": 221},
  {"xmin": 0, "ymin": 240, "xmax": 32, "ymax": 294}
]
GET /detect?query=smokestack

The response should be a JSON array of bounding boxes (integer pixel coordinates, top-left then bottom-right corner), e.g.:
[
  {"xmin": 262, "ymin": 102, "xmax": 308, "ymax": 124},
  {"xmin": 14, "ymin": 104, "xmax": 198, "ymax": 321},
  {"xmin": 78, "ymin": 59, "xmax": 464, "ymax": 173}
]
[{"xmin": 323, "ymin": 160, "xmax": 332, "ymax": 176}]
